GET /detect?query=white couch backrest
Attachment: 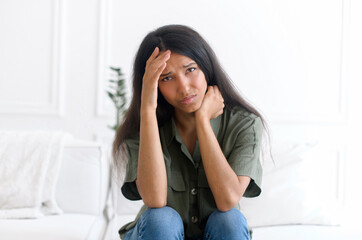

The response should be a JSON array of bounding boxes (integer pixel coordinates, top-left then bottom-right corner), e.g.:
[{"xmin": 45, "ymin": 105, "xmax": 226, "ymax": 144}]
[{"xmin": 55, "ymin": 139, "xmax": 110, "ymax": 215}]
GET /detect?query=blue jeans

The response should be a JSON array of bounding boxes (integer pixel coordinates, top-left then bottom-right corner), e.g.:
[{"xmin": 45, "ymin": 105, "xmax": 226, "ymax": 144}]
[{"xmin": 124, "ymin": 206, "xmax": 251, "ymax": 240}]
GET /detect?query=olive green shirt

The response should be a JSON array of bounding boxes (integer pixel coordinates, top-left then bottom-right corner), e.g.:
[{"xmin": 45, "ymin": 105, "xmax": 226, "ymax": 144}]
[{"xmin": 119, "ymin": 107, "xmax": 263, "ymax": 239}]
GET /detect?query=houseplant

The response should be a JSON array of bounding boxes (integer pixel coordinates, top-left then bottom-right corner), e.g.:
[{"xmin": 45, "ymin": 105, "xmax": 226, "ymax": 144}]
[{"xmin": 107, "ymin": 66, "xmax": 127, "ymax": 131}]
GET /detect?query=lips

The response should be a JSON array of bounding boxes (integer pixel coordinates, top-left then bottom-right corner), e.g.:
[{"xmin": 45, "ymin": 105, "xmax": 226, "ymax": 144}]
[{"xmin": 180, "ymin": 95, "xmax": 196, "ymax": 105}]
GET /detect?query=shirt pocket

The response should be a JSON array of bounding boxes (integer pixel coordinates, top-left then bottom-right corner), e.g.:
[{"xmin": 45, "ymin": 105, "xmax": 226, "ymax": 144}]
[
  {"xmin": 167, "ymin": 166, "xmax": 188, "ymax": 214},
  {"xmin": 170, "ymin": 167, "xmax": 186, "ymax": 192}
]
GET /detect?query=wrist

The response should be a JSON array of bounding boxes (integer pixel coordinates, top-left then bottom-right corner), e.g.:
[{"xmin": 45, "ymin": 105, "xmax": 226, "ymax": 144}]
[
  {"xmin": 140, "ymin": 105, "xmax": 157, "ymax": 119},
  {"xmin": 140, "ymin": 85, "xmax": 158, "ymax": 112},
  {"xmin": 195, "ymin": 109, "xmax": 208, "ymax": 122},
  {"xmin": 195, "ymin": 110, "xmax": 209, "ymax": 125},
  {"xmin": 140, "ymin": 95, "xmax": 157, "ymax": 113}
]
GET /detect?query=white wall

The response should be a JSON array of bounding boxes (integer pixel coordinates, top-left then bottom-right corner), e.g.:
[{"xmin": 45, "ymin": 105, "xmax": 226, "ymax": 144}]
[
  {"xmin": 0, "ymin": 0, "xmax": 111, "ymax": 141},
  {"xmin": 1, "ymin": 0, "xmax": 361, "ymax": 225}
]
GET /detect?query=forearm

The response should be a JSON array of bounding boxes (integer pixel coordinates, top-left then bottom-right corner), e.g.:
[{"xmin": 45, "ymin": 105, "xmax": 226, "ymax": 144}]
[
  {"xmin": 137, "ymin": 109, "xmax": 167, "ymax": 207},
  {"xmin": 196, "ymin": 114, "xmax": 246, "ymax": 211}
]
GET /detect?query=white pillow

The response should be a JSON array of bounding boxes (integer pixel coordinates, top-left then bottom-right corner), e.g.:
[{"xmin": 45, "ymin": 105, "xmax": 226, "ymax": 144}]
[{"xmin": 240, "ymin": 142, "xmax": 342, "ymax": 228}]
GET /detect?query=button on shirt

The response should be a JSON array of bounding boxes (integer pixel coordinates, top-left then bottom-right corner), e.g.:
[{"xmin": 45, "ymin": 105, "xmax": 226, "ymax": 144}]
[
  {"xmin": 119, "ymin": 107, "xmax": 263, "ymax": 239},
  {"xmin": 191, "ymin": 188, "xmax": 197, "ymax": 196}
]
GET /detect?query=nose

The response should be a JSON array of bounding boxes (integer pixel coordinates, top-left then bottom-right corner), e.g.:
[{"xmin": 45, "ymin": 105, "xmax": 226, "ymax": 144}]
[{"xmin": 176, "ymin": 75, "xmax": 190, "ymax": 95}]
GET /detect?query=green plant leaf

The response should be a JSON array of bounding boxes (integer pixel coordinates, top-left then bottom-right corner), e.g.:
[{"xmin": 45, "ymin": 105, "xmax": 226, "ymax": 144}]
[
  {"xmin": 107, "ymin": 66, "xmax": 128, "ymax": 132},
  {"xmin": 110, "ymin": 66, "xmax": 120, "ymax": 72},
  {"xmin": 107, "ymin": 91, "xmax": 115, "ymax": 100}
]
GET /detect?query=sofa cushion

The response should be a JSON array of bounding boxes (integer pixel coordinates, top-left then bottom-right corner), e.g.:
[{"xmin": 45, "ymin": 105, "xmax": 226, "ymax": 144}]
[
  {"xmin": 252, "ymin": 225, "xmax": 362, "ymax": 240},
  {"xmin": 239, "ymin": 142, "xmax": 342, "ymax": 227},
  {"xmin": 0, "ymin": 214, "xmax": 107, "ymax": 240}
]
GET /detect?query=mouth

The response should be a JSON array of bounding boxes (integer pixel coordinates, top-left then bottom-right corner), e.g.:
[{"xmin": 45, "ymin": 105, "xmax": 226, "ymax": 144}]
[{"xmin": 179, "ymin": 95, "xmax": 196, "ymax": 105}]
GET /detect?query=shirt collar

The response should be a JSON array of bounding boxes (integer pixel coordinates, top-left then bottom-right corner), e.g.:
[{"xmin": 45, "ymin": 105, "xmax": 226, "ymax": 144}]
[{"xmin": 162, "ymin": 114, "xmax": 222, "ymax": 147}]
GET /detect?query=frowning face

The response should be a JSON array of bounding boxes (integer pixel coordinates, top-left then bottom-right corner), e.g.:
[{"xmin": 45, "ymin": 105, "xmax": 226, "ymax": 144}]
[{"xmin": 158, "ymin": 53, "xmax": 207, "ymax": 114}]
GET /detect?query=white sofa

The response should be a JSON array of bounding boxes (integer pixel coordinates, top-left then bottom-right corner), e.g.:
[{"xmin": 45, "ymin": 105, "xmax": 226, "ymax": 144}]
[
  {"xmin": 114, "ymin": 142, "xmax": 362, "ymax": 240},
  {"xmin": 0, "ymin": 138, "xmax": 114, "ymax": 240},
  {"xmin": 115, "ymin": 212, "xmax": 362, "ymax": 240}
]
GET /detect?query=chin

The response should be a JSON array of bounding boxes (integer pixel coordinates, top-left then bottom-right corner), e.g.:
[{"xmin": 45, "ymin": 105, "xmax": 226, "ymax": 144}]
[{"xmin": 179, "ymin": 104, "xmax": 202, "ymax": 114}]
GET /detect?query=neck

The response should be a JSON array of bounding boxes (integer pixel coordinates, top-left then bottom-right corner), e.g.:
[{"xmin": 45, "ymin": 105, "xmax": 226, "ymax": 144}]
[{"xmin": 174, "ymin": 109, "xmax": 196, "ymax": 134}]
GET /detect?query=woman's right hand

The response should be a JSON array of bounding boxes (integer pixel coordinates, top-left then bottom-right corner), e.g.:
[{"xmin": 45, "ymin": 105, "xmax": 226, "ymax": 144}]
[{"xmin": 141, "ymin": 47, "xmax": 171, "ymax": 112}]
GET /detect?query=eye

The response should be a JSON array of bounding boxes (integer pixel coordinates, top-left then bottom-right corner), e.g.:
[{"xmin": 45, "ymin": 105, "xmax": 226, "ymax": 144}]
[
  {"xmin": 187, "ymin": 67, "xmax": 196, "ymax": 73},
  {"xmin": 161, "ymin": 76, "xmax": 172, "ymax": 82}
]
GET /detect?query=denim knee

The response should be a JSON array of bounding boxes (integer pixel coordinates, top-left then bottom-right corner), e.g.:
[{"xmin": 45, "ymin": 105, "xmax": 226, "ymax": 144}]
[
  {"xmin": 141, "ymin": 206, "xmax": 183, "ymax": 226},
  {"xmin": 136, "ymin": 206, "xmax": 184, "ymax": 240},
  {"xmin": 204, "ymin": 209, "xmax": 250, "ymax": 240}
]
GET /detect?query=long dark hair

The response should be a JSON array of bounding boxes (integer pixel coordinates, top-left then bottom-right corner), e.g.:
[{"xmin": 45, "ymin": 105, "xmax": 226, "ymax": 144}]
[{"xmin": 112, "ymin": 24, "xmax": 271, "ymax": 177}]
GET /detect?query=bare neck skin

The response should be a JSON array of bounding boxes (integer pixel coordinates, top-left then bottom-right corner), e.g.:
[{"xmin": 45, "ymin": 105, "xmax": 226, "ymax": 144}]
[{"xmin": 174, "ymin": 109, "xmax": 197, "ymax": 155}]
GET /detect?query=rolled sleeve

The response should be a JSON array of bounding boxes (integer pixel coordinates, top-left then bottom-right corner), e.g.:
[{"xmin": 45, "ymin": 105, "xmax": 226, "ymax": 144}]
[
  {"xmin": 121, "ymin": 137, "xmax": 141, "ymax": 200},
  {"xmin": 228, "ymin": 116, "xmax": 263, "ymax": 198}
]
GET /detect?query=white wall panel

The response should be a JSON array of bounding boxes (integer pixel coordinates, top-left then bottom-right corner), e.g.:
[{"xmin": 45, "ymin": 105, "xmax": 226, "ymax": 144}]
[
  {"xmin": 96, "ymin": 0, "xmax": 114, "ymax": 117},
  {"xmin": 248, "ymin": 0, "xmax": 347, "ymax": 123},
  {"xmin": 0, "ymin": 0, "xmax": 64, "ymax": 115}
]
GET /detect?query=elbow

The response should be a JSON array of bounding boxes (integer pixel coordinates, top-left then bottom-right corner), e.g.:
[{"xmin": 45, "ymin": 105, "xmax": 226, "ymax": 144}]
[
  {"xmin": 136, "ymin": 179, "xmax": 167, "ymax": 208},
  {"xmin": 216, "ymin": 203, "xmax": 235, "ymax": 212},
  {"xmin": 143, "ymin": 196, "xmax": 167, "ymax": 208},
  {"xmin": 215, "ymin": 194, "xmax": 241, "ymax": 212}
]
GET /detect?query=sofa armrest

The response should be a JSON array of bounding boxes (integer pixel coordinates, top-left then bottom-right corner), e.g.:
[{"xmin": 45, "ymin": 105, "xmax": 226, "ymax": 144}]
[{"xmin": 55, "ymin": 139, "xmax": 110, "ymax": 216}]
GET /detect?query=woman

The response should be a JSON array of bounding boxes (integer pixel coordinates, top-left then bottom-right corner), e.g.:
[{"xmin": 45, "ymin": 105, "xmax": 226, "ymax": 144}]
[{"xmin": 113, "ymin": 24, "xmax": 269, "ymax": 240}]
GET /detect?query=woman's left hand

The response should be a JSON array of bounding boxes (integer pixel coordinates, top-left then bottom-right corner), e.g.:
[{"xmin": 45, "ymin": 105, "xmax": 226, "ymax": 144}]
[{"xmin": 196, "ymin": 85, "xmax": 224, "ymax": 120}]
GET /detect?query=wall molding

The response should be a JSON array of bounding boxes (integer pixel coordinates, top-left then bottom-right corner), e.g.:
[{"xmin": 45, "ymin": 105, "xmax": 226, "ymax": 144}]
[
  {"xmin": 96, "ymin": 0, "xmax": 113, "ymax": 117},
  {"xmin": 338, "ymin": 0, "xmax": 350, "ymax": 123},
  {"xmin": 0, "ymin": 0, "xmax": 65, "ymax": 116}
]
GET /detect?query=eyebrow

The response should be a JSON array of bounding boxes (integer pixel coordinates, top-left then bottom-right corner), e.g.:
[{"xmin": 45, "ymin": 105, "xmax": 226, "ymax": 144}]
[
  {"xmin": 160, "ymin": 72, "xmax": 171, "ymax": 77},
  {"xmin": 159, "ymin": 62, "xmax": 196, "ymax": 77},
  {"xmin": 183, "ymin": 62, "xmax": 196, "ymax": 68}
]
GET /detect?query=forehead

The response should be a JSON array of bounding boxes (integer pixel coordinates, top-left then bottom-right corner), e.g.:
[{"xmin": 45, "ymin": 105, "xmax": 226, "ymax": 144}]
[{"xmin": 164, "ymin": 52, "xmax": 195, "ymax": 67}]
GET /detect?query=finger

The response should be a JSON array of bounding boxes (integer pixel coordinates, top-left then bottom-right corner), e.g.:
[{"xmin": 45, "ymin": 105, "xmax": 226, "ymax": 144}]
[
  {"xmin": 161, "ymin": 50, "xmax": 171, "ymax": 61},
  {"xmin": 147, "ymin": 47, "xmax": 160, "ymax": 64},
  {"xmin": 147, "ymin": 50, "xmax": 170, "ymax": 72},
  {"xmin": 213, "ymin": 85, "xmax": 221, "ymax": 94},
  {"xmin": 207, "ymin": 86, "xmax": 214, "ymax": 93},
  {"xmin": 146, "ymin": 50, "xmax": 171, "ymax": 77},
  {"xmin": 156, "ymin": 50, "xmax": 171, "ymax": 62},
  {"xmin": 219, "ymin": 92, "xmax": 224, "ymax": 102},
  {"xmin": 154, "ymin": 61, "xmax": 168, "ymax": 79},
  {"xmin": 149, "ymin": 51, "xmax": 170, "ymax": 77},
  {"xmin": 213, "ymin": 86, "xmax": 224, "ymax": 100},
  {"xmin": 145, "ymin": 48, "xmax": 160, "ymax": 73}
]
